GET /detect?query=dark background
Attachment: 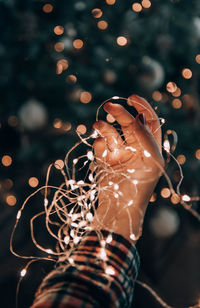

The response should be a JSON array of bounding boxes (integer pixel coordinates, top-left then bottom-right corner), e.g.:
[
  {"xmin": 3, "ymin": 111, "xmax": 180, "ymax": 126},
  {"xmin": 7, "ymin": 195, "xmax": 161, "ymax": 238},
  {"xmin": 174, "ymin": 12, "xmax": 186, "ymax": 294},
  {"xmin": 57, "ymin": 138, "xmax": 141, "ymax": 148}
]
[{"xmin": 0, "ymin": 0, "xmax": 200, "ymax": 307}]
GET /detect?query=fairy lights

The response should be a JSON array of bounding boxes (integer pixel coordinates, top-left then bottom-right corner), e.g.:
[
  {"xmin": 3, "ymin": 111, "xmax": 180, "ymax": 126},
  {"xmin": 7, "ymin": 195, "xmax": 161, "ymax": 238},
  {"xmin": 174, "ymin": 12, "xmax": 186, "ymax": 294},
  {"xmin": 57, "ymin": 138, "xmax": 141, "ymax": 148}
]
[
  {"xmin": 195, "ymin": 149, "xmax": 200, "ymax": 160},
  {"xmin": 132, "ymin": 3, "xmax": 142, "ymax": 12},
  {"xmin": 116, "ymin": 36, "xmax": 128, "ymax": 46},
  {"xmin": 2, "ymin": 155, "xmax": 12, "ymax": 167},
  {"xmin": 80, "ymin": 91, "xmax": 92, "ymax": 103},
  {"xmin": 56, "ymin": 59, "xmax": 68, "ymax": 75},
  {"xmin": 6, "ymin": 195, "xmax": 17, "ymax": 206},
  {"xmin": 66, "ymin": 74, "xmax": 77, "ymax": 84},
  {"xmin": 144, "ymin": 150, "xmax": 151, "ymax": 157},
  {"xmin": 73, "ymin": 39, "xmax": 84, "ymax": 49},
  {"xmin": 10, "ymin": 96, "xmax": 200, "ymax": 308},
  {"xmin": 54, "ymin": 25, "xmax": 64, "ymax": 35},
  {"xmin": 28, "ymin": 177, "xmax": 39, "ymax": 188},
  {"xmin": 54, "ymin": 159, "xmax": 65, "ymax": 170},
  {"xmin": 182, "ymin": 68, "xmax": 192, "ymax": 79},
  {"xmin": 166, "ymin": 81, "xmax": 177, "ymax": 93},
  {"xmin": 172, "ymin": 99, "xmax": 182, "ymax": 109},
  {"xmin": 76, "ymin": 124, "xmax": 87, "ymax": 135},
  {"xmin": 91, "ymin": 8, "xmax": 103, "ymax": 18},
  {"xmin": 106, "ymin": 0, "xmax": 116, "ymax": 5},
  {"xmin": 152, "ymin": 91, "xmax": 162, "ymax": 102},
  {"xmin": 97, "ymin": 20, "xmax": 108, "ymax": 30},
  {"xmin": 20, "ymin": 269, "xmax": 27, "ymax": 277},
  {"xmin": 182, "ymin": 194, "xmax": 191, "ymax": 202},
  {"xmin": 177, "ymin": 155, "xmax": 186, "ymax": 165},
  {"xmin": 161, "ymin": 188, "xmax": 171, "ymax": 199},
  {"xmin": 195, "ymin": 54, "xmax": 200, "ymax": 64},
  {"xmin": 54, "ymin": 42, "xmax": 64, "ymax": 52},
  {"xmin": 43, "ymin": 4, "xmax": 53, "ymax": 13},
  {"xmin": 141, "ymin": 0, "xmax": 151, "ymax": 8},
  {"xmin": 105, "ymin": 266, "xmax": 115, "ymax": 275}
]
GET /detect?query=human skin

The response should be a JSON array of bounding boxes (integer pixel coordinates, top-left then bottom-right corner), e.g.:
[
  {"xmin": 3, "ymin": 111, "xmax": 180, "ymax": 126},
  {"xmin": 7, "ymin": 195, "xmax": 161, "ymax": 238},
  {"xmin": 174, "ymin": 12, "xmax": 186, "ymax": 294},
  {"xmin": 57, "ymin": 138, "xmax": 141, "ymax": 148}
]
[{"xmin": 92, "ymin": 95, "xmax": 164, "ymax": 243}]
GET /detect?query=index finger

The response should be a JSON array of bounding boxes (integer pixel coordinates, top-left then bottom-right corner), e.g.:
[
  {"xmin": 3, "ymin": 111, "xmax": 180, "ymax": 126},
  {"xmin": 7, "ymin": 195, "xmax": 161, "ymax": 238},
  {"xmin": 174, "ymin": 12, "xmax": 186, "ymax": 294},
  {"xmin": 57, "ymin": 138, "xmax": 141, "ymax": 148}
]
[{"xmin": 127, "ymin": 94, "xmax": 161, "ymax": 146}]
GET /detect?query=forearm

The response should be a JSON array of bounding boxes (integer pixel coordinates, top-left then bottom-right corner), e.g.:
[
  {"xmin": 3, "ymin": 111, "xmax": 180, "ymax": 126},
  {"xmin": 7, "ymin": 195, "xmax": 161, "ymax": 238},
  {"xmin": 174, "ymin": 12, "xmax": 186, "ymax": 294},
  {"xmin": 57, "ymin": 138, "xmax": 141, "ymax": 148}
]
[{"xmin": 31, "ymin": 231, "xmax": 140, "ymax": 308}]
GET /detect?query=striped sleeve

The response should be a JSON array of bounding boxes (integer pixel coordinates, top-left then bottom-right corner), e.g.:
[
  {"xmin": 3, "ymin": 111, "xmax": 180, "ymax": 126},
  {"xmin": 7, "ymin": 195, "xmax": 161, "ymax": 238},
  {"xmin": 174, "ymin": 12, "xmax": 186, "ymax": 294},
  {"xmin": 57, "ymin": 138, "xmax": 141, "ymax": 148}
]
[{"xmin": 30, "ymin": 230, "xmax": 140, "ymax": 308}]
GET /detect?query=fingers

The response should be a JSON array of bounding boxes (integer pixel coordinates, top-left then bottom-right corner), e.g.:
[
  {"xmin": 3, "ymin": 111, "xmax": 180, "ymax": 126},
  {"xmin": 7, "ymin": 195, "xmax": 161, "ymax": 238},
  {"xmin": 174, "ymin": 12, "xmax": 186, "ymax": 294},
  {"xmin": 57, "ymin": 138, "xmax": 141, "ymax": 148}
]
[
  {"xmin": 127, "ymin": 95, "xmax": 161, "ymax": 147},
  {"xmin": 134, "ymin": 114, "xmax": 164, "ymax": 165},
  {"xmin": 93, "ymin": 137, "xmax": 107, "ymax": 161},
  {"xmin": 103, "ymin": 102, "xmax": 137, "ymax": 145},
  {"xmin": 93, "ymin": 120, "xmax": 123, "ymax": 151}
]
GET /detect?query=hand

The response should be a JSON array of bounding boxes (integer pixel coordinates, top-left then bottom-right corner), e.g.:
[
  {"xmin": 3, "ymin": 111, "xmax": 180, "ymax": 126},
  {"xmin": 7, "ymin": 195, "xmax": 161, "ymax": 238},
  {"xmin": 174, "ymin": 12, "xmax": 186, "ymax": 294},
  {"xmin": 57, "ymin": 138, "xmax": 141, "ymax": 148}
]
[{"xmin": 92, "ymin": 95, "xmax": 164, "ymax": 242}]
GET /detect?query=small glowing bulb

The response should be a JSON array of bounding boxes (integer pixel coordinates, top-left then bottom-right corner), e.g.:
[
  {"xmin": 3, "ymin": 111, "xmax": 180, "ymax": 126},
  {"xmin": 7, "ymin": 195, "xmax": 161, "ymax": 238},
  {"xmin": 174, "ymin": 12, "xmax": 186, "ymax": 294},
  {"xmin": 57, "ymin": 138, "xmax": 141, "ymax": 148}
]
[
  {"xmin": 99, "ymin": 248, "xmax": 107, "ymax": 260},
  {"xmin": 160, "ymin": 118, "xmax": 165, "ymax": 124},
  {"xmin": 132, "ymin": 180, "xmax": 138, "ymax": 185},
  {"xmin": 144, "ymin": 150, "xmax": 151, "ymax": 157},
  {"xmin": 20, "ymin": 269, "xmax": 27, "ymax": 277},
  {"xmin": 128, "ymin": 200, "xmax": 133, "ymax": 206},
  {"xmin": 87, "ymin": 151, "xmax": 94, "ymax": 160},
  {"xmin": 44, "ymin": 199, "xmax": 48, "ymax": 207},
  {"xmin": 112, "ymin": 96, "xmax": 120, "ymax": 99},
  {"xmin": 127, "ymin": 169, "xmax": 135, "ymax": 173},
  {"xmin": 16, "ymin": 210, "xmax": 21, "ymax": 220},
  {"xmin": 64, "ymin": 235, "xmax": 70, "ymax": 244},
  {"xmin": 77, "ymin": 180, "xmax": 84, "ymax": 185},
  {"xmin": 91, "ymin": 130, "xmax": 99, "ymax": 138},
  {"xmin": 86, "ymin": 212, "xmax": 93, "ymax": 221},
  {"xmin": 73, "ymin": 158, "xmax": 78, "ymax": 165},
  {"xmin": 74, "ymin": 237, "xmax": 80, "ymax": 244},
  {"xmin": 130, "ymin": 233, "xmax": 136, "ymax": 241},
  {"xmin": 105, "ymin": 266, "xmax": 115, "ymax": 275},
  {"xmin": 125, "ymin": 146, "xmax": 136, "ymax": 152},
  {"xmin": 102, "ymin": 149, "xmax": 108, "ymax": 158},
  {"xmin": 114, "ymin": 184, "xmax": 119, "ymax": 190},
  {"xmin": 109, "ymin": 181, "xmax": 113, "ymax": 185},
  {"xmin": 68, "ymin": 257, "xmax": 74, "ymax": 264},
  {"xmin": 182, "ymin": 194, "xmax": 191, "ymax": 202},
  {"xmin": 106, "ymin": 234, "xmax": 113, "ymax": 243},
  {"xmin": 114, "ymin": 192, "xmax": 119, "ymax": 198},
  {"xmin": 88, "ymin": 174, "xmax": 94, "ymax": 182},
  {"xmin": 163, "ymin": 140, "xmax": 170, "ymax": 153},
  {"xmin": 46, "ymin": 249, "xmax": 53, "ymax": 254}
]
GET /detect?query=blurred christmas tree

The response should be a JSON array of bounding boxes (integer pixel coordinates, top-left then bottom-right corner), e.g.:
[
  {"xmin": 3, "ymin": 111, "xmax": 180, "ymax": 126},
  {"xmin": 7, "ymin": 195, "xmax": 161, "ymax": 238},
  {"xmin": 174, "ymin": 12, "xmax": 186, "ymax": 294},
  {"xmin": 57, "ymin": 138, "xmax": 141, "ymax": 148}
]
[{"xmin": 0, "ymin": 0, "xmax": 200, "ymax": 307}]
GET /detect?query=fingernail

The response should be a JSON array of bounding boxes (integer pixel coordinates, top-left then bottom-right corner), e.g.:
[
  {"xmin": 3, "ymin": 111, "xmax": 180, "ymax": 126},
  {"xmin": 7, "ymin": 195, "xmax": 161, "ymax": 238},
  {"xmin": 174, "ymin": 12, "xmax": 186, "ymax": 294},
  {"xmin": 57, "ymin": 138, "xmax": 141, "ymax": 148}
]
[
  {"xmin": 137, "ymin": 113, "xmax": 146, "ymax": 125},
  {"xmin": 103, "ymin": 102, "xmax": 113, "ymax": 110}
]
